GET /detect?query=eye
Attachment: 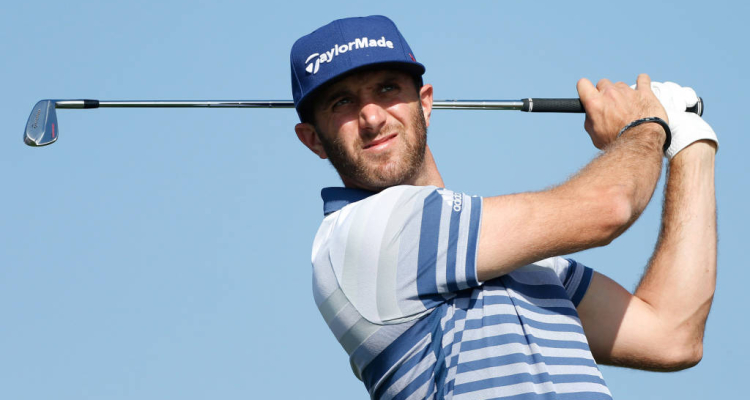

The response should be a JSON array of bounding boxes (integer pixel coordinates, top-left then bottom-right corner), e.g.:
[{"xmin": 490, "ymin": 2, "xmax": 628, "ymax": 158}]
[
  {"xmin": 331, "ymin": 97, "xmax": 351, "ymax": 110},
  {"xmin": 380, "ymin": 83, "xmax": 398, "ymax": 93}
]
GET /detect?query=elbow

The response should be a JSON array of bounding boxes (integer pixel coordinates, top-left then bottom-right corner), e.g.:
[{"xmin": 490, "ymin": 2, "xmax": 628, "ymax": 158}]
[
  {"xmin": 589, "ymin": 187, "xmax": 635, "ymax": 246},
  {"xmin": 604, "ymin": 339, "xmax": 704, "ymax": 372},
  {"xmin": 683, "ymin": 343, "xmax": 705, "ymax": 369},
  {"xmin": 657, "ymin": 342, "xmax": 704, "ymax": 371}
]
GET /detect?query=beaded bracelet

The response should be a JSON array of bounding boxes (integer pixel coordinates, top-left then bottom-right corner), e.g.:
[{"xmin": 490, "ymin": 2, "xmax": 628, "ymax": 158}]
[{"xmin": 617, "ymin": 117, "xmax": 672, "ymax": 153}]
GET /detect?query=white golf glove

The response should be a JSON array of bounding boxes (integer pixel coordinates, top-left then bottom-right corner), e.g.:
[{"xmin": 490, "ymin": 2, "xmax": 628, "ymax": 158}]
[{"xmin": 633, "ymin": 81, "xmax": 719, "ymax": 158}]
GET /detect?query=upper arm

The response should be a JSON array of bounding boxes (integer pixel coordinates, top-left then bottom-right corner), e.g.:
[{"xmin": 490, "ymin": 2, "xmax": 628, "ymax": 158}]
[
  {"xmin": 476, "ymin": 187, "xmax": 631, "ymax": 282},
  {"xmin": 577, "ymin": 271, "xmax": 701, "ymax": 371}
]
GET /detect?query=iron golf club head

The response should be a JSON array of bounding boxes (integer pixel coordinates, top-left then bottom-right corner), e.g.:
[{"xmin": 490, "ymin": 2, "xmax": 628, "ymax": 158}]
[{"xmin": 25, "ymin": 100, "xmax": 58, "ymax": 147}]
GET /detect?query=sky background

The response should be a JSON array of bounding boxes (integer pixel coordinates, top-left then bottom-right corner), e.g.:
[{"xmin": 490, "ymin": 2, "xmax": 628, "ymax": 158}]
[{"xmin": 2, "ymin": 0, "xmax": 747, "ymax": 399}]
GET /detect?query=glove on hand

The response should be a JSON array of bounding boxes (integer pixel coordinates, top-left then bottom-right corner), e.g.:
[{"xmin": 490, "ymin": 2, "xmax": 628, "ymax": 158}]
[{"xmin": 633, "ymin": 81, "xmax": 718, "ymax": 158}]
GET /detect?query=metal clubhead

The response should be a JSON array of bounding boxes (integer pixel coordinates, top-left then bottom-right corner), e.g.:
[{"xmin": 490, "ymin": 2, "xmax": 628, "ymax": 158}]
[{"xmin": 25, "ymin": 100, "xmax": 58, "ymax": 147}]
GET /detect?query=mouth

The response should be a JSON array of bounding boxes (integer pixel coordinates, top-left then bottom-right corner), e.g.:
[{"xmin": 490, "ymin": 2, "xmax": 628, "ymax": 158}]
[{"xmin": 363, "ymin": 133, "xmax": 398, "ymax": 151}]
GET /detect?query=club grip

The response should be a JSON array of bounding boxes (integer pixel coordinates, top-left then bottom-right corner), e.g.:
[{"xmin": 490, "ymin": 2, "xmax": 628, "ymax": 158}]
[
  {"xmin": 522, "ymin": 97, "xmax": 704, "ymax": 116},
  {"xmin": 522, "ymin": 98, "xmax": 582, "ymax": 113}
]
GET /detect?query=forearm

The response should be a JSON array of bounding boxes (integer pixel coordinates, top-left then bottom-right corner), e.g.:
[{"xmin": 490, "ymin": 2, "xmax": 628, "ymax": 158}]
[
  {"xmin": 562, "ymin": 122, "xmax": 665, "ymax": 233},
  {"xmin": 477, "ymin": 123, "xmax": 664, "ymax": 281},
  {"xmin": 635, "ymin": 141, "xmax": 717, "ymax": 359}
]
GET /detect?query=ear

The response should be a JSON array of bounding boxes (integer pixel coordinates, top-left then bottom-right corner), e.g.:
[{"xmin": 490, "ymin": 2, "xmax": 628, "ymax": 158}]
[
  {"xmin": 295, "ymin": 122, "xmax": 328, "ymax": 159},
  {"xmin": 419, "ymin": 84, "xmax": 434, "ymax": 127}
]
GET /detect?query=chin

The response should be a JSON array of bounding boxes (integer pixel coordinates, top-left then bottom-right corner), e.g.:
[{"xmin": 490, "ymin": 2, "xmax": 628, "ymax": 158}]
[{"xmin": 366, "ymin": 165, "xmax": 420, "ymax": 190}]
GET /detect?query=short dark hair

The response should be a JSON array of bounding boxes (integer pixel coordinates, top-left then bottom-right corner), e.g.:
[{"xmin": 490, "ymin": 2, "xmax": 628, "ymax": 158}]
[{"xmin": 299, "ymin": 73, "xmax": 423, "ymax": 125}]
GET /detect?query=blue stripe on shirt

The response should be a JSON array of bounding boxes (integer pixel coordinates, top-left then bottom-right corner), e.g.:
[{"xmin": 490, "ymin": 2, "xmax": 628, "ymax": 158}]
[
  {"xmin": 571, "ymin": 266, "xmax": 593, "ymax": 307},
  {"xmin": 502, "ymin": 276, "xmax": 572, "ymax": 300},
  {"xmin": 463, "ymin": 313, "xmax": 586, "ymax": 335},
  {"xmin": 467, "ymin": 292, "xmax": 579, "ymax": 318},
  {"xmin": 465, "ymin": 196, "xmax": 481, "ymax": 286},
  {"xmin": 549, "ymin": 373, "xmax": 607, "ymax": 385},
  {"xmin": 417, "ymin": 190, "xmax": 443, "ymax": 307},
  {"xmin": 445, "ymin": 199, "xmax": 462, "ymax": 293},
  {"xmin": 563, "ymin": 258, "xmax": 578, "ymax": 287},
  {"xmin": 453, "ymin": 370, "xmax": 606, "ymax": 395},
  {"xmin": 510, "ymin": 297, "xmax": 580, "ymax": 318},
  {"xmin": 453, "ymin": 371, "xmax": 551, "ymax": 394},
  {"xmin": 459, "ymin": 332, "xmax": 591, "ymax": 352},
  {"xmin": 457, "ymin": 352, "xmax": 599, "ymax": 374}
]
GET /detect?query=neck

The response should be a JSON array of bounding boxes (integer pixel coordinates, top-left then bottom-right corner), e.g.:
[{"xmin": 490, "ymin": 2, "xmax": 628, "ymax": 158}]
[{"xmin": 410, "ymin": 145, "xmax": 444, "ymax": 188}]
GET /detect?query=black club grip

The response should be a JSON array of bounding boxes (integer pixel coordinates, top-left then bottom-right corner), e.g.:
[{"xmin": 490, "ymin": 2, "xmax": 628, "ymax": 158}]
[
  {"xmin": 522, "ymin": 97, "xmax": 704, "ymax": 116},
  {"xmin": 522, "ymin": 98, "xmax": 583, "ymax": 113}
]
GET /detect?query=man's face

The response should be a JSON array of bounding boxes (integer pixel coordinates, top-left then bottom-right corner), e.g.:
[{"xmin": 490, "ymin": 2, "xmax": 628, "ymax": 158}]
[{"xmin": 304, "ymin": 69, "xmax": 431, "ymax": 191}]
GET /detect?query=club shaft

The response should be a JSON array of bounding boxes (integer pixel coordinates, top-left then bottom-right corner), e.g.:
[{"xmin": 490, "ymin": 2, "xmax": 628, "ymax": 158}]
[
  {"xmin": 54, "ymin": 100, "xmax": 525, "ymax": 110},
  {"xmin": 51, "ymin": 97, "xmax": 704, "ymax": 115}
]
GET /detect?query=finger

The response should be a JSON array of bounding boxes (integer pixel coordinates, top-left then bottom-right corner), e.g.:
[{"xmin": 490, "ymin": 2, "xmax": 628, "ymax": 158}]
[
  {"xmin": 649, "ymin": 81, "xmax": 662, "ymax": 99},
  {"xmin": 662, "ymin": 82, "xmax": 684, "ymax": 109},
  {"xmin": 668, "ymin": 82, "xmax": 698, "ymax": 111},
  {"xmin": 681, "ymin": 86, "xmax": 699, "ymax": 107},
  {"xmin": 635, "ymin": 73, "xmax": 652, "ymax": 92},
  {"xmin": 596, "ymin": 78, "xmax": 613, "ymax": 91},
  {"xmin": 577, "ymin": 78, "xmax": 599, "ymax": 103},
  {"xmin": 664, "ymin": 82, "xmax": 699, "ymax": 107}
]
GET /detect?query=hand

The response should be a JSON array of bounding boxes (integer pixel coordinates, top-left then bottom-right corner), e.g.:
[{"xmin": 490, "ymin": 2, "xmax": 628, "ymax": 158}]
[
  {"xmin": 642, "ymin": 81, "xmax": 719, "ymax": 158},
  {"xmin": 578, "ymin": 74, "xmax": 668, "ymax": 149}
]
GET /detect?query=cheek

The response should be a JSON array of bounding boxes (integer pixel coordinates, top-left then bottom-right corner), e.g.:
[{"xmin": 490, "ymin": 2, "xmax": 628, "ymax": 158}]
[
  {"xmin": 333, "ymin": 120, "xmax": 362, "ymax": 146},
  {"xmin": 388, "ymin": 103, "xmax": 418, "ymax": 126}
]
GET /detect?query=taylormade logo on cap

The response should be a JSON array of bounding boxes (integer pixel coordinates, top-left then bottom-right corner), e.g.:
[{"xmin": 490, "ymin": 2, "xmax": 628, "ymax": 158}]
[
  {"xmin": 305, "ymin": 36, "xmax": 395, "ymax": 75},
  {"xmin": 290, "ymin": 15, "xmax": 425, "ymax": 121}
]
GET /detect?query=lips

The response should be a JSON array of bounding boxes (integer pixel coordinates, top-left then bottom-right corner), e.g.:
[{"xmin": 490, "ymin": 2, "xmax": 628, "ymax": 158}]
[{"xmin": 364, "ymin": 133, "xmax": 397, "ymax": 150}]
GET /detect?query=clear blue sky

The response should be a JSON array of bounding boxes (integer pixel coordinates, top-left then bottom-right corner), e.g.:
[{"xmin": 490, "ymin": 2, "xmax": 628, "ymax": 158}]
[{"xmin": 2, "ymin": 1, "xmax": 747, "ymax": 399}]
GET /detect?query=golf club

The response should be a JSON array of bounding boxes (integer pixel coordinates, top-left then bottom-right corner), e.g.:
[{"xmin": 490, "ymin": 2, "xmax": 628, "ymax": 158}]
[{"xmin": 24, "ymin": 97, "xmax": 704, "ymax": 147}]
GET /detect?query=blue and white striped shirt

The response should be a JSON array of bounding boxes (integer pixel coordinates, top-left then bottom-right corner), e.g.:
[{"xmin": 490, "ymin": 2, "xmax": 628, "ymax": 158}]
[{"xmin": 311, "ymin": 185, "xmax": 612, "ymax": 400}]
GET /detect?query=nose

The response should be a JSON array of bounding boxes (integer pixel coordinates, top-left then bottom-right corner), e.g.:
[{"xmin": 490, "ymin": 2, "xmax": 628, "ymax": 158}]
[{"xmin": 359, "ymin": 102, "xmax": 387, "ymax": 136}]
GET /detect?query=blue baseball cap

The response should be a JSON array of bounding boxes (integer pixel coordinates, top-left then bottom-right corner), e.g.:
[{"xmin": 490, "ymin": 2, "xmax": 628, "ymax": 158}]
[{"xmin": 290, "ymin": 15, "xmax": 426, "ymax": 121}]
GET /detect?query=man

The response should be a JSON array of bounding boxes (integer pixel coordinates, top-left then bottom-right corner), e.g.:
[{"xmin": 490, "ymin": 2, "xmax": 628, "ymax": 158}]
[{"xmin": 291, "ymin": 15, "xmax": 718, "ymax": 400}]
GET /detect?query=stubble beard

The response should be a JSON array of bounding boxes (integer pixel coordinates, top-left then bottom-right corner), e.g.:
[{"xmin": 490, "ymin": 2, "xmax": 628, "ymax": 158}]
[{"xmin": 318, "ymin": 106, "xmax": 428, "ymax": 191}]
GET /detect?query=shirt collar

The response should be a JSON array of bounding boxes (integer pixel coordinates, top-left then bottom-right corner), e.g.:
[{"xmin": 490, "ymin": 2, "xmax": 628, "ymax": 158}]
[{"xmin": 321, "ymin": 187, "xmax": 377, "ymax": 215}]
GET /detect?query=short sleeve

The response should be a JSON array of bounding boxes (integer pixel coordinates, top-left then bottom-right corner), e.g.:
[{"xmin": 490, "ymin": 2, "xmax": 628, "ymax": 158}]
[
  {"xmin": 325, "ymin": 185, "xmax": 482, "ymax": 324},
  {"xmin": 558, "ymin": 257, "xmax": 594, "ymax": 307}
]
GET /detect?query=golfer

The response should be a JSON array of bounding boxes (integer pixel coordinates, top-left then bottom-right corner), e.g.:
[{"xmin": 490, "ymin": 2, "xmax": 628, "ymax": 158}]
[{"xmin": 291, "ymin": 15, "xmax": 718, "ymax": 400}]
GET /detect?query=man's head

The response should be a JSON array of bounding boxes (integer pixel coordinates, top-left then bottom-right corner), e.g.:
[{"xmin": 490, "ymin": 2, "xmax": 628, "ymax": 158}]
[{"xmin": 291, "ymin": 16, "xmax": 440, "ymax": 191}]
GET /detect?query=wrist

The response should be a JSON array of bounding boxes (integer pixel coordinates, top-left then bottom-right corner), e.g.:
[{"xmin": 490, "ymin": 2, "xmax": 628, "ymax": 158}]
[
  {"xmin": 618, "ymin": 117, "xmax": 671, "ymax": 152},
  {"xmin": 670, "ymin": 140, "xmax": 717, "ymax": 164},
  {"xmin": 665, "ymin": 114, "xmax": 719, "ymax": 159}
]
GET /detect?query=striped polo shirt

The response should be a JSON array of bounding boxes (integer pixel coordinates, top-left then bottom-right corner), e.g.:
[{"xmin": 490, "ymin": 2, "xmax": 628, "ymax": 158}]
[{"xmin": 311, "ymin": 185, "xmax": 612, "ymax": 400}]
